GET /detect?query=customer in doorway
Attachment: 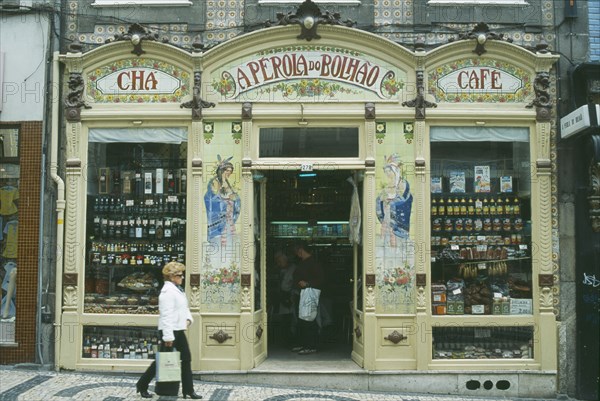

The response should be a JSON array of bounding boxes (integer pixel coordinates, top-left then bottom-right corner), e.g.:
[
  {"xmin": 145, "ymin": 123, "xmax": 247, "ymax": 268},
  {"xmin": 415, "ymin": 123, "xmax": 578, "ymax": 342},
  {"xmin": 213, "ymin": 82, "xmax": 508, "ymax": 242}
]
[
  {"xmin": 274, "ymin": 250, "xmax": 297, "ymax": 345},
  {"xmin": 292, "ymin": 241, "xmax": 324, "ymax": 355},
  {"xmin": 136, "ymin": 262, "xmax": 202, "ymax": 399}
]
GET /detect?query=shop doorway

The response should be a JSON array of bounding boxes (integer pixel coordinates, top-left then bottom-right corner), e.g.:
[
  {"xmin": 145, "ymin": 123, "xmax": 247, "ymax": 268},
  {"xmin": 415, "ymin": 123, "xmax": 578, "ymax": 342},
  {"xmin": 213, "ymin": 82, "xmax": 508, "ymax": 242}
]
[{"xmin": 259, "ymin": 169, "xmax": 362, "ymax": 363}]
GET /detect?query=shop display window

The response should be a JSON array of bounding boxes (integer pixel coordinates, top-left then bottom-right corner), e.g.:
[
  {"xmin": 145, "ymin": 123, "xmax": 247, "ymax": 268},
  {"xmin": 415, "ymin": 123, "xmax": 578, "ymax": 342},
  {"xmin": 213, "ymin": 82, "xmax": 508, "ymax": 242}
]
[
  {"xmin": 432, "ymin": 325, "xmax": 534, "ymax": 359},
  {"xmin": 82, "ymin": 325, "xmax": 160, "ymax": 359},
  {"xmin": 0, "ymin": 127, "xmax": 19, "ymax": 344},
  {"xmin": 430, "ymin": 127, "xmax": 532, "ymax": 316},
  {"xmin": 85, "ymin": 129, "xmax": 187, "ymax": 314}
]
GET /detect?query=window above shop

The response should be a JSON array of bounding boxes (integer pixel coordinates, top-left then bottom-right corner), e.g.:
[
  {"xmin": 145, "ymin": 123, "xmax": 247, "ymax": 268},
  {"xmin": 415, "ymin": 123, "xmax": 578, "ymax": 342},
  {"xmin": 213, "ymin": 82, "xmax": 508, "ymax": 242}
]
[
  {"xmin": 0, "ymin": 127, "xmax": 19, "ymax": 163},
  {"xmin": 92, "ymin": 0, "xmax": 192, "ymax": 6},
  {"xmin": 259, "ymin": 0, "xmax": 360, "ymax": 4},
  {"xmin": 428, "ymin": 0, "xmax": 528, "ymax": 4},
  {"xmin": 259, "ymin": 127, "xmax": 359, "ymax": 158}
]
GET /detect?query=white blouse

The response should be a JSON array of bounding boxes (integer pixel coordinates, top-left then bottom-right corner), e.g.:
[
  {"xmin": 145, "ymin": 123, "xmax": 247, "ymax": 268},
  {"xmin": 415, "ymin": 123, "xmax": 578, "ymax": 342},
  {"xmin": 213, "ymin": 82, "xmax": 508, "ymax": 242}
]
[{"xmin": 158, "ymin": 281, "xmax": 193, "ymax": 342}]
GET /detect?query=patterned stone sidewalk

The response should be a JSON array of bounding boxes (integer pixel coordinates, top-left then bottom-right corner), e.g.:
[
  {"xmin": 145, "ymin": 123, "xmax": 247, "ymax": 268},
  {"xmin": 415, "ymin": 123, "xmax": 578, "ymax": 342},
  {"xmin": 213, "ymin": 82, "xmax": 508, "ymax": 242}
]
[{"xmin": 0, "ymin": 366, "xmax": 566, "ymax": 401}]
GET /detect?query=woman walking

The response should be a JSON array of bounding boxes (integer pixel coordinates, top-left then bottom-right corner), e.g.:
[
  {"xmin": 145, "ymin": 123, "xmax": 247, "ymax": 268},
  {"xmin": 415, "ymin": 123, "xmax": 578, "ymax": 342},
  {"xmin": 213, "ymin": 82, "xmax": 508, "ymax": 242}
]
[{"xmin": 136, "ymin": 262, "xmax": 202, "ymax": 399}]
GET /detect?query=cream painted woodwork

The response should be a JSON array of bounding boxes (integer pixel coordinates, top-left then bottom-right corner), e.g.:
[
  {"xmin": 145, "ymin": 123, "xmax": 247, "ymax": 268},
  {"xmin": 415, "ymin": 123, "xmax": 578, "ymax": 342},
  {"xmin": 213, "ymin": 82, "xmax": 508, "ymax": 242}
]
[{"xmin": 56, "ymin": 23, "xmax": 559, "ymax": 379}]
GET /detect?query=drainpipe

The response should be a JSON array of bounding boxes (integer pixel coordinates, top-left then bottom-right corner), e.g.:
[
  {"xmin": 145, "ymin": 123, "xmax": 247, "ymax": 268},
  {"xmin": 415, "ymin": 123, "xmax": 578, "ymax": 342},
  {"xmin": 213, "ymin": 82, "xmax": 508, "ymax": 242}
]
[{"xmin": 51, "ymin": 51, "xmax": 66, "ymax": 371}]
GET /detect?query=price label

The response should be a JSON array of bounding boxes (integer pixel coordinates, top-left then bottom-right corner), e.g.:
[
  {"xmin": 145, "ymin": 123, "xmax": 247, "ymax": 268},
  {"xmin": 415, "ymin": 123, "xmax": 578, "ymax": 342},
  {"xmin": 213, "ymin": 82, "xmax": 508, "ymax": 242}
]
[
  {"xmin": 301, "ymin": 163, "xmax": 313, "ymax": 172},
  {"xmin": 145, "ymin": 199, "xmax": 154, "ymax": 205},
  {"xmin": 519, "ymin": 244, "xmax": 528, "ymax": 250},
  {"xmin": 167, "ymin": 195, "xmax": 178, "ymax": 203},
  {"xmin": 478, "ymin": 263, "xmax": 487, "ymax": 270},
  {"xmin": 451, "ymin": 244, "xmax": 459, "ymax": 250},
  {"xmin": 477, "ymin": 235, "xmax": 486, "ymax": 241},
  {"xmin": 126, "ymin": 199, "xmax": 134, "ymax": 206},
  {"xmin": 452, "ymin": 288, "xmax": 462, "ymax": 295}
]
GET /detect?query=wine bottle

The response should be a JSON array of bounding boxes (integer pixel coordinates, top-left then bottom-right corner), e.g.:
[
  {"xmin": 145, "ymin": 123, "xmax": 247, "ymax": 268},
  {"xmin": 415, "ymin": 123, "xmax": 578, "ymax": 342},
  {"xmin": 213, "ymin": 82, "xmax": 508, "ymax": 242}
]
[
  {"xmin": 167, "ymin": 170, "xmax": 175, "ymax": 194},
  {"xmin": 91, "ymin": 338, "xmax": 98, "ymax": 358},
  {"xmin": 82, "ymin": 336, "xmax": 91, "ymax": 358},
  {"xmin": 180, "ymin": 169, "xmax": 187, "ymax": 194}
]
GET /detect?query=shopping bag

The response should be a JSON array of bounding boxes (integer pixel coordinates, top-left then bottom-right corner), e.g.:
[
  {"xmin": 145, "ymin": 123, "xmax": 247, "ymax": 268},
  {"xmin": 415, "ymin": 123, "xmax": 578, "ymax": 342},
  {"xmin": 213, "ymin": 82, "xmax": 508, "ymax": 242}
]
[
  {"xmin": 155, "ymin": 350, "xmax": 181, "ymax": 382},
  {"xmin": 155, "ymin": 380, "xmax": 180, "ymax": 396},
  {"xmin": 299, "ymin": 287, "xmax": 321, "ymax": 322}
]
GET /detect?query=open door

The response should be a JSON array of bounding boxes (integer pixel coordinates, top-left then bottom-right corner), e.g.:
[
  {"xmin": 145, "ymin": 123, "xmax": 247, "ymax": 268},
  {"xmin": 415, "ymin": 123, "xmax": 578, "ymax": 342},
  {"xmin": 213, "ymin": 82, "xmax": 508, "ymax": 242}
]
[
  {"xmin": 349, "ymin": 173, "xmax": 364, "ymax": 367},
  {"xmin": 252, "ymin": 177, "xmax": 268, "ymax": 366}
]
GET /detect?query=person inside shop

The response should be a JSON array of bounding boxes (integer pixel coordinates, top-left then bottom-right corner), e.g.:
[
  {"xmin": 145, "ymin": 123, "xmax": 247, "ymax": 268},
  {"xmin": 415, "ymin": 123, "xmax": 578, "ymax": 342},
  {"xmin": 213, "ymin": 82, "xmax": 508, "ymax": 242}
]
[
  {"xmin": 291, "ymin": 241, "xmax": 324, "ymax": 355},
  {"xmin": 274, "ymin": 249, "xmax": 297, "ymax": 346},
  {"xmin": 136, "ymin": 262, "xmax": 202, "ymax": 399}
]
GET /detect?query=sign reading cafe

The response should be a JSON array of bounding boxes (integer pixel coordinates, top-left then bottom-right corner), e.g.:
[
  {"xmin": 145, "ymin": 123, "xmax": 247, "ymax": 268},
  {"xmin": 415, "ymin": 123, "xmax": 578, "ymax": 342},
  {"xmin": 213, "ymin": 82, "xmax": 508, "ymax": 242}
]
[{"xmin": 212, "ymin": 48, "xmax": 404, "ymax": 99}]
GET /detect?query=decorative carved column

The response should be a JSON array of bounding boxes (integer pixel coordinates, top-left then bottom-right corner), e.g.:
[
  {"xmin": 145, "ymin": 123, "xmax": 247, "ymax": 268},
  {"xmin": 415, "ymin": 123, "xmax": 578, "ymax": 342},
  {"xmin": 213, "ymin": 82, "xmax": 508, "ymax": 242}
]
[
  {"xmin": 363, "ymin": 104, "xmax": 376, "ymax": 313},
  {"xmin": 63, "ymin": 124, "xmax": 83, "ymax": 312},
  {"xmin": 188, "ymin": 120, "xmax": 203, "ymax": 310},
  {"xmin": 240, "ymin": 103, "xmax": 253, "ymax": 313},
  {"xmin": 589, "ymin": 162, "xmax": 600, "ymax": 232},
  {"xmin": 363, "ymin": 104, "xmax": 377, "ymax": 370},
  {"xmin": 529, "ymin": 56, "xmax": 559, "ymax": 370}
]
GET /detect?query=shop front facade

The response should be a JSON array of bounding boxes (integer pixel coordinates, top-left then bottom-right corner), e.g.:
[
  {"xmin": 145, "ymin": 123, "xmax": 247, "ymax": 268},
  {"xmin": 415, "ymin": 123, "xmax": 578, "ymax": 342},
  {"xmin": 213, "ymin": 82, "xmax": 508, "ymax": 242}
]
[{"xmin": 56, "ymin": 20, "xmax": 560, "ymax": 398}]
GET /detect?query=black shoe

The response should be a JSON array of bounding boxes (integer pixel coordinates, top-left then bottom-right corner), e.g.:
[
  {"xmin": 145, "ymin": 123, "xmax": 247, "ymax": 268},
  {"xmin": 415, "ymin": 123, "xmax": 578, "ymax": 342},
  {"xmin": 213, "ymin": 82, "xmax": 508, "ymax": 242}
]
[
  {"xmin": 183, "ymin": 392, "xmax": 203, "ymax": 399},
  {"xmin": 136, "ymin": 388, "xmax": 153, "ymax": 398}
]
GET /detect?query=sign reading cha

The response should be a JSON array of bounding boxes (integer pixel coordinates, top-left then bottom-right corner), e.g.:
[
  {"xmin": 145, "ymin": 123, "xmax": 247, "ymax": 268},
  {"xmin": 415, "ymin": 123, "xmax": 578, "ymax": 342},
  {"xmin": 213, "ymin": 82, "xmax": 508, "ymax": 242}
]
[
  {"xmin": 219, "ymin": 51, "xmax": 399, "ymax": 99},
  {"xmin": 95, "ymin": 68, "xmax": 182, "ymax": 95},
  {"xmin": 437, "ymin": 67, "xmax": 523, "ymax": 94}
]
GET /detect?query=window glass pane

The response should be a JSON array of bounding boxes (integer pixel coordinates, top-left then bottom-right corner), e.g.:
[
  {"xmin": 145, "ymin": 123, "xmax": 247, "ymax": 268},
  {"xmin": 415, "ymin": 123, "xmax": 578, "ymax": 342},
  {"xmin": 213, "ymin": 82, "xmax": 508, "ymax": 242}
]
[
  {"xmin": 93, "ymin": 0, "xmax": 191, "ymax": 5},
  {"xmin": 85, "ymin": 139, "xmax": 187, "ymax": 314},
  {"xmin": 82, "ymin": 325, "xmax": 160, "ymax": 359},
  {"xmin": 0, "ymin": 128, "xmax": 19, "ymax": 158},
  {"xmin": 433, "ymin": 326, "xmax": 534, "ymax": 359},
  {"xmin": 259, "ymin": 127, "xmax": 359, "ymax": 158},
  {"xmin": 430, "ymin": 128, "xmax": 532, "ymax": 317},
  {"xmin": 428, "ymin": 0, "xmax": 528, "ymax": 4},
  {"xmin": 0, "ymin": 127, "xmax": 19, "ymax": 345}
]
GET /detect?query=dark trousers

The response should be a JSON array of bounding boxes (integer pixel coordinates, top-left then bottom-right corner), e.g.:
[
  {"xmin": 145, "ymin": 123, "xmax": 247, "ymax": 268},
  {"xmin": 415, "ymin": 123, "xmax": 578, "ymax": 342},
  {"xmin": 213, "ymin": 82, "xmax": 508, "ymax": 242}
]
[
  {"xmin": 137, "ymin": 330, "xmax": 194, "ymax": 394},
  {"xmin": 297, "ymin": 318, "xmax": 318, "ymax": 350}
]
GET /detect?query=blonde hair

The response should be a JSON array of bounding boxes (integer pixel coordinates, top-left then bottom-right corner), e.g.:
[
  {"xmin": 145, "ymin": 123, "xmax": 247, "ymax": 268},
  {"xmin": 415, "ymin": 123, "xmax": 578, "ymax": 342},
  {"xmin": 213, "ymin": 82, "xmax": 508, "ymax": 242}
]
[{"xmin": 162, "ymin": 261, "xmax": 185, "ymax": 280}]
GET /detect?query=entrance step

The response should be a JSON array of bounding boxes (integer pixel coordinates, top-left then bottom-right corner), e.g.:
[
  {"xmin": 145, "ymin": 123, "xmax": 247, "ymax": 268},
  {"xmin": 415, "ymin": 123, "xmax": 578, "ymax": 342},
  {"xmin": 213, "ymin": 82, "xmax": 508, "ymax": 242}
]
[{"xmin": 197, "ymin": 365, "xmax": 557, "ymax": 398}]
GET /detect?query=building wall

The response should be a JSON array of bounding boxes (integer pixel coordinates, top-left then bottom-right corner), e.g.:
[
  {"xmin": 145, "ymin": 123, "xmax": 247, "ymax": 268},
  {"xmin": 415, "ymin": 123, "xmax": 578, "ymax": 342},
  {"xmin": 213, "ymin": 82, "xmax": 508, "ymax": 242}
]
[
  {"xmin": 590, "ymin": 1, "xmax": 600, "ymax": 61},
  {"xmin": 0, "ymin": 4, "xmax": 52, "ymax": 365},
  {"xmin": 0, "ymin": 121, "xmax": 43, "ymax": 364},
  {"xmin": 53, "ymin": 0, "xmax": 578, "ymax": 397},
  {"xmin": 0, "ymin": 10, "xmax": 50, "ymax": 121}
]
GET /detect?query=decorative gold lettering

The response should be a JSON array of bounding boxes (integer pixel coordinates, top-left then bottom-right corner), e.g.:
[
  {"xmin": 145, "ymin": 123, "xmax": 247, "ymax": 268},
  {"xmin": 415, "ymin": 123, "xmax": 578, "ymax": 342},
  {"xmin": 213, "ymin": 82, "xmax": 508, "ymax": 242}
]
[
  {"xmin": 247, "ymin": 61, "xmax": 261, "ymax": 86},
  {"xmin": 356, "ymin": 62, "xmax": 369, "ymax": 85},
  {"xmin": 296, "ymin": 55, "xmax": 309, "ymax": 76},
  {"xmin": 366, "ymin": 65, "xmax": 380, "ymax": 87},
  {"xmin": 145, "ymin": 71, "xmax": 158, "ymax": 90},
  {"xmin": 271, "ymin": 56, "xmax": 282, "ymax": 79},
  {"xmin": 259, "ymin": 57, "xmax": 273, "ymax": 82},
  {"xmin": 117, "ymin": 71, "xmax": 130, "ymax": 90},
  {"xmin": 491, "ymin": 70, "xmax": 502, "ymax": 89},
  {"xmin": 320, "ymin": 54, "xmax": 332, "ymax": 77},
  {"xmin": 237, "ymin": 68, "xmax": 252, "ymax": 90}
]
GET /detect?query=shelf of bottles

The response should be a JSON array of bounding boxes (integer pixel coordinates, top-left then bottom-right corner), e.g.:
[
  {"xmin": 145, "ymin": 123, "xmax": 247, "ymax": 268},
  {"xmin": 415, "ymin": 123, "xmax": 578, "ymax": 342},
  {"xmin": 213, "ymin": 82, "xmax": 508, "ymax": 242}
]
[
  {"xmin": 269, "ymin": 221, "xmax": 349, "ymax": 239},
  {"xmin": 430, "ymin": 193, "xmax": 533, "ymax": 316},
  {"xmin": 82, "ymin": 325, "xmax": 160, "ymax": 360},
  {"xmin": 432, "ymin": 326, "xmax": 534, "ymax": 360},
  {"xmin": 85, "ymin": 157, "xmax": 187, "ymax": 314}
]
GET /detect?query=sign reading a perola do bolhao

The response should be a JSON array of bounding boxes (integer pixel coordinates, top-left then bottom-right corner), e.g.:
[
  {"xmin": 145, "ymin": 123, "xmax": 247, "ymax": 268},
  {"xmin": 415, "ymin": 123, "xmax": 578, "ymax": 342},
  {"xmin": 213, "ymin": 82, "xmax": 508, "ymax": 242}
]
[
  {"xmin": 211, "ymin": 46, "xmax": 405, "ymax": 101},
  {"xmin": 428, "ymin": 59, "xmax": 532, "ymax": 103},
  {"xmin": 86, "ymin": 59, "xmax": 190, "ymax": 103}
]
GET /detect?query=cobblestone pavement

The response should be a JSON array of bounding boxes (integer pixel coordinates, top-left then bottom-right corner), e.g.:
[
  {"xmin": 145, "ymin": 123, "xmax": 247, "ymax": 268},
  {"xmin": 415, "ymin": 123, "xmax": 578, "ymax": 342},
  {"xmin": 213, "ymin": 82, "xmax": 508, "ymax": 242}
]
[{"xmin": 0, "ymin": 366, "xmax": 572, "ymax": 401}]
